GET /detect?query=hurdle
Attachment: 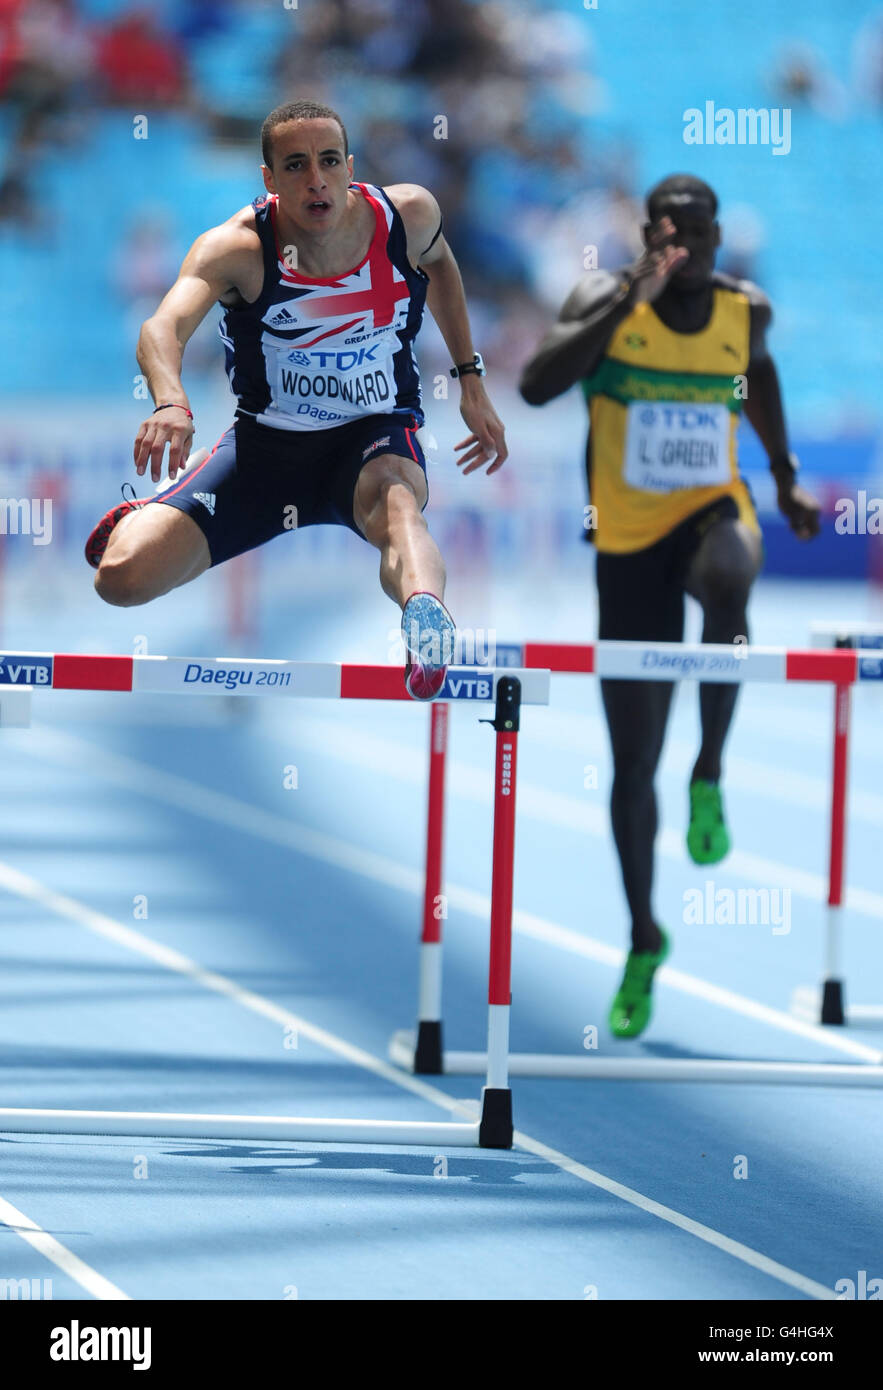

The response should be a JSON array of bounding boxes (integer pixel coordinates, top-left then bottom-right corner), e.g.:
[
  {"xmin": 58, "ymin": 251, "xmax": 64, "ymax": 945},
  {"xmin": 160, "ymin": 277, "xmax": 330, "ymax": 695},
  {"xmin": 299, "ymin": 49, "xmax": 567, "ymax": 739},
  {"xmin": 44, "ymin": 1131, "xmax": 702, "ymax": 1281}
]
[
  {"xmin": 785, "ymin": 620, "xmax": 883, "ymax": 1027},
  {"xmin": 0, "ymin": 650, "xmax": 550, "ymax": 1147},
  {"xmin": 391, "ymin": 637, "xmax": 883, "ymax": 1085}
]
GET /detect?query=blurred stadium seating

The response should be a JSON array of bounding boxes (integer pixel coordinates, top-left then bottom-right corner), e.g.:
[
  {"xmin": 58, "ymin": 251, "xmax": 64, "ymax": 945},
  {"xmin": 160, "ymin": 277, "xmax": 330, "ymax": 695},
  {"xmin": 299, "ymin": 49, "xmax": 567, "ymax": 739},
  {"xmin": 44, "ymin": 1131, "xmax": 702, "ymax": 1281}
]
[{"xmin": 1, "ymin": 0, "xmax": 881, "ymax": 589}]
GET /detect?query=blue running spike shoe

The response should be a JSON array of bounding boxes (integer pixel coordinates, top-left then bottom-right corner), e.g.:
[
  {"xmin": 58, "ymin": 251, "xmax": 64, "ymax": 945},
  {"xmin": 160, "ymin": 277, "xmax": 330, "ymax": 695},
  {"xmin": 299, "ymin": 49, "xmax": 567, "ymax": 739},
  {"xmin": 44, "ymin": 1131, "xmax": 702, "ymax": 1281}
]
[{"xmin": 401, "ymin": 592, "xmax": 456, "ymax": 701}]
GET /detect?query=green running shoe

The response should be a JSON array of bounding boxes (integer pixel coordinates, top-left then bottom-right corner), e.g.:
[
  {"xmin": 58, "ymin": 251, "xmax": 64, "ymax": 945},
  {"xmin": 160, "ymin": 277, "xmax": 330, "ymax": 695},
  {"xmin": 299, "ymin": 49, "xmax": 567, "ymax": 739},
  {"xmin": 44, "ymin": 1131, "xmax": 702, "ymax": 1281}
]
[
  {"xmin": 608, "ymin": 928, "xmax": 670, "ymax": 1039},
  {"xmin": 687, "ymin": 779, "xmax": 731, "ymax": 865}
]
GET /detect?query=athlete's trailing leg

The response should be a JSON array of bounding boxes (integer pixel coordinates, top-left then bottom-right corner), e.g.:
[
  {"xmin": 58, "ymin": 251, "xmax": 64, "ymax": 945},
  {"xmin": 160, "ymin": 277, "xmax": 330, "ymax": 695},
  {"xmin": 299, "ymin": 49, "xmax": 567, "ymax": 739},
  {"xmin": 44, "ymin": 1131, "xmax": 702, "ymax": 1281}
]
[
  {"xmin": 601, "ymin": 675, "xmax": 672, "ymax": 956},
  {"xmin": 602, "ymin": 676, "xmax": 673, "ymax": 1037},
  {"xmin": 94, "ymin": 503, "xmax": 210, "ymax": 607}
]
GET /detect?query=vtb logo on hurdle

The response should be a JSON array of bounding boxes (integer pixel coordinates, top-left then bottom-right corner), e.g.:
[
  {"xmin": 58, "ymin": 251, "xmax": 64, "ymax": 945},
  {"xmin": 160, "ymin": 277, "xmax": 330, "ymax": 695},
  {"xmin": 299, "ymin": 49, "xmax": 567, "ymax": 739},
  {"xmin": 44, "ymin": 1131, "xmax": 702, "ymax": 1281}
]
[{"xmin": 0, "ymin": 657, "xmax": 52, "ymax": 684}]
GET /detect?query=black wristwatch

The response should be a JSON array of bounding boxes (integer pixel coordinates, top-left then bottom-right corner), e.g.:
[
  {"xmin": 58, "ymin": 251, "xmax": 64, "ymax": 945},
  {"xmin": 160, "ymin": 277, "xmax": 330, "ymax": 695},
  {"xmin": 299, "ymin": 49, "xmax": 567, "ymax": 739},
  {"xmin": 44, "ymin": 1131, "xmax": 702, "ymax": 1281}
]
[{"xmin": 450, "ymin": 353, "xmax": 486, "ymax": 379}]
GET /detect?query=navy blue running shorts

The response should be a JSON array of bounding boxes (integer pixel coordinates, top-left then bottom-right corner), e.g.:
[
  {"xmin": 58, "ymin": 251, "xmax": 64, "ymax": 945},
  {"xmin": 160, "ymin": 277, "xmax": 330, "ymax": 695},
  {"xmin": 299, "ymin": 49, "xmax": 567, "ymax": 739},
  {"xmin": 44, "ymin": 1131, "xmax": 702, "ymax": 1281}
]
[{"xmin": 152, "ymin": 410, "xmax": 427, "ymax": 567}]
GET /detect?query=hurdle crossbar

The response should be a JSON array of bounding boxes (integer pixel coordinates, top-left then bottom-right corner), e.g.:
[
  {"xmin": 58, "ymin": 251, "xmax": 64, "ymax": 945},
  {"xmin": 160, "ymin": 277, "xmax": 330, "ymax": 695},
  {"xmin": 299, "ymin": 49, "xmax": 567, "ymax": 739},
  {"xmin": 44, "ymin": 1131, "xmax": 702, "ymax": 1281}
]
[
  {"xmin": 0, "ymin": 650, "xmax": 548, "ymax": 705},
  {"xmin": 0, "ymin": 658, "xmax": 545, "ymax": 1147},
  {"xmin": 397, "ymin": 637, "xmax": 883, "ymax": 1086},
  {"xmin": 458, "ymin": 637, "xmax": 883, "ymax": 685}
]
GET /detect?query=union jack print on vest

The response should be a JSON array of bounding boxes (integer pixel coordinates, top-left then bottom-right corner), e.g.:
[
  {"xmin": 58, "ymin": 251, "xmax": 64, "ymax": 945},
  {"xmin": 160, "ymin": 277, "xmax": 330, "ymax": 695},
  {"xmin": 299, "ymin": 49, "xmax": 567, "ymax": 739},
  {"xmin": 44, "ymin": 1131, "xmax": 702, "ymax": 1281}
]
[{"xmin": 219, "ymin": 182, "xmax": 428, "ymax": 432}]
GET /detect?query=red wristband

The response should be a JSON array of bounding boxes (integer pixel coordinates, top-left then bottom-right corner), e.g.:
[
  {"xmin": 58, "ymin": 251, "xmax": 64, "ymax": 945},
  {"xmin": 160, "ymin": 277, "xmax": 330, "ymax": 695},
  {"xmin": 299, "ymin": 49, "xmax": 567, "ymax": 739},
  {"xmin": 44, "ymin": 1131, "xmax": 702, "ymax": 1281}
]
[{"xmin": 153, "ymin": 403, "xmax": 193, "ymax": 420}]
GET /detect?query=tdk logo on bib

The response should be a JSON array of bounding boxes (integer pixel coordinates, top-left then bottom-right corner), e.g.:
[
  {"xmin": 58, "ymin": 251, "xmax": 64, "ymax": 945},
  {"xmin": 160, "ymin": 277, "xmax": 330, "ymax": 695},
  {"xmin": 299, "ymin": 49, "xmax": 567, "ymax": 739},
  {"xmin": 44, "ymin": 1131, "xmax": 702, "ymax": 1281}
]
[
  {"xmin": 286, "ymin": 350, "xmax": 311, "ymax": 366},
  {"xmin": 639, "ymin": 406, "xmax": 722, "ymax": 430},
  {"xmin": 0, "ymin": 655, "xmax": 52, "ymax": 685},
  {"xmin": 442, "ymin": 671, "xmax": 494, "ymax": 700},
  {"xmin": 625, "ymin": 400, "xmax": 731, "ymax": 494}
]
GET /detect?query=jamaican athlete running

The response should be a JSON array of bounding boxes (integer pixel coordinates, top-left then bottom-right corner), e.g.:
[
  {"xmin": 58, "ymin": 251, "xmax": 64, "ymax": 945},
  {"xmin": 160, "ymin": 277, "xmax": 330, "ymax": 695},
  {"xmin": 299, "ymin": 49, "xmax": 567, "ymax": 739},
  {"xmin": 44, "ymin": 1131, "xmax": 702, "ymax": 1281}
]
[
  {"xmin": 86, "ymin": 100, "xmax": 507, "ymax": 699},
  {"xmin": 520, "ymin": 174, "xmax": 819, "ymax": 1037}
]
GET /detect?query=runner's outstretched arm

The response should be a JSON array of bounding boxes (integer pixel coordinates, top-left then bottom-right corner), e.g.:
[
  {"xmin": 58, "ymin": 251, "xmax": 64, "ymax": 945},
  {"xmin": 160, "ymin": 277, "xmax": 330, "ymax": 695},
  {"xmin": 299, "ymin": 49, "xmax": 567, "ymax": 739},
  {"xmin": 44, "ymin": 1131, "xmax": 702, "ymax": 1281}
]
[
  {"xmin": 520, "ymin": 217, "xmax": 689, "ymax": 405},
  {"xmin": 519, "ymin": 273, "xmax": 633, "ymax": 405},
  {"xmin": 135, "ymin": 222, "xmax": 253, "ymax": 482},
  {"xmin": 742, "ymin": 296, "xmax": 821, "ymax": 540},
  {"xmin": 388, "ymin": 183, "xmax": 507, "ymax": 474}
]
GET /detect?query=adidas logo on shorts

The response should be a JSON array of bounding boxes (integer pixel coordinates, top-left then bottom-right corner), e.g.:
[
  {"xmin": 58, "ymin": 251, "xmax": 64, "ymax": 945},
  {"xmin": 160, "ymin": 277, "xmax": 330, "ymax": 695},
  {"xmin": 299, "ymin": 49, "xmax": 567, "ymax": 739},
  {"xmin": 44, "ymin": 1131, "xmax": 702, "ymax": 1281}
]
[{"xmin": 193, "ymin": 492, "xmax": 216, "ymax": 516}]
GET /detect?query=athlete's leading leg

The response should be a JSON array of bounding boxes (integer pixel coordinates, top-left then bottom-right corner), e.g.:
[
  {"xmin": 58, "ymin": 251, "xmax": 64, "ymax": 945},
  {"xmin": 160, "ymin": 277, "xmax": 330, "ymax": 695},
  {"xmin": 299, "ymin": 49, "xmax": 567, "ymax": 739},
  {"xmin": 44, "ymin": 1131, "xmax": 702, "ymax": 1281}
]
[
  {"xmin": 684, "ymin": 516, "xmax": 763, "ymax": 860},
  {"xmin": 354, "ymin": 453, "xmax": 454, "ymax": 699},
  {"xmin": 353, "ymin": 453, "xmax": 444, "ymax": 604},
  {"xmin": 94, "ymin": 504, "xmax": 211, "ymax": 607}
]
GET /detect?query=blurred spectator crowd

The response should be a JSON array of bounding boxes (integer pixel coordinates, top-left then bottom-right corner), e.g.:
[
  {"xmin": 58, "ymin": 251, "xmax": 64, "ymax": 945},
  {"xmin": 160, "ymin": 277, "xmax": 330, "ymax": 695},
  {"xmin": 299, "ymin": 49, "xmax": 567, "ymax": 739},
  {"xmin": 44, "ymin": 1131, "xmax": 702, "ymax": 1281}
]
[
  {"xmin": 1, "ymin": 0, "xmax": 882, "ymax": 394},
  {"xmin": 0, "ymin": 0, "xmax": 640, "ymax": 369}
]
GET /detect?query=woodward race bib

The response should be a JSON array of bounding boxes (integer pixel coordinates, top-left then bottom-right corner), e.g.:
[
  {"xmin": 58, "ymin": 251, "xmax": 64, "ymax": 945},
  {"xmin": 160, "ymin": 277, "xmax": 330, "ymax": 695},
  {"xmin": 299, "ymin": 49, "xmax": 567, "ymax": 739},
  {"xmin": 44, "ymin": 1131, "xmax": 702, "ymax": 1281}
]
[
  {"xmin": 623, "ymin": 402, "xmax": 732, "ymax": 493},
  {"xmin": 268, "ymin": 335, "xmax": 397, "ymax": 428}
]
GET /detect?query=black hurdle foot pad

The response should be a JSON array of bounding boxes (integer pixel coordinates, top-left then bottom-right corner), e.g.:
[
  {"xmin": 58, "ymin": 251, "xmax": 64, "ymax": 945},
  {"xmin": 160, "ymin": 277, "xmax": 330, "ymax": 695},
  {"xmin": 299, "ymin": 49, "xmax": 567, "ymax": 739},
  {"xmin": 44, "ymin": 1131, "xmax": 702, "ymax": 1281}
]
[
  {"xmin": 479, "ymin": 1087, "xmax": 513, "ymax": 1149},
  {"xmin": 413, "ymin": 1020, "xmax": 444, "ymax": 1073},
  {"xmin": 821, "ymin": 979, "xmax": 845, "ymax": 1025}
]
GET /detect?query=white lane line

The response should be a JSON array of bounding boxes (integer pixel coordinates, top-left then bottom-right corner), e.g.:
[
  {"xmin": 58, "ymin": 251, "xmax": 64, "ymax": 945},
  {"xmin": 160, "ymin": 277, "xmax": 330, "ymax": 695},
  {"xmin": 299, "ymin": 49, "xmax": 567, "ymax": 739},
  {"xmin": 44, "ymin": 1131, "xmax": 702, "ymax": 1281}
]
[
  {"xmin": 0, "ymin": 860, "xmax": 836, "ymax": 1301},
  {"xmin": 791, "ymin": 985, "xmax": 883, "ymax": 1023},
  {"xmin": 0, "ymin": 859, "xmax": 458, "ymax": 1110},
  {"xmin": 519, "ymin": 705, "xmax": 883, "ymax": 828},
  {"xmin": 257, "ymin": 712, "xmax": 883, "ymax": 920},
  {"xmin": 0, "ymin": 1193, "xmax": 130, "ymax": 1300},
  {"xmin": 15, "ymin": 727, "xmax": 882, "ymax": 1064},
  {"xmin": 507, "ymin": 1134, "xmax": 836, "ymax": 1301},
  {"xmin": 447, "ymin": 889, "xmax": 882, "ymax": 1063},
  {"xmin": 537, "ymin": 669, "xmax": 883, "ymax": 764},
  {"xmin": 733, "ymin": 696, "xmax": 883, "ymax": 765}
]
